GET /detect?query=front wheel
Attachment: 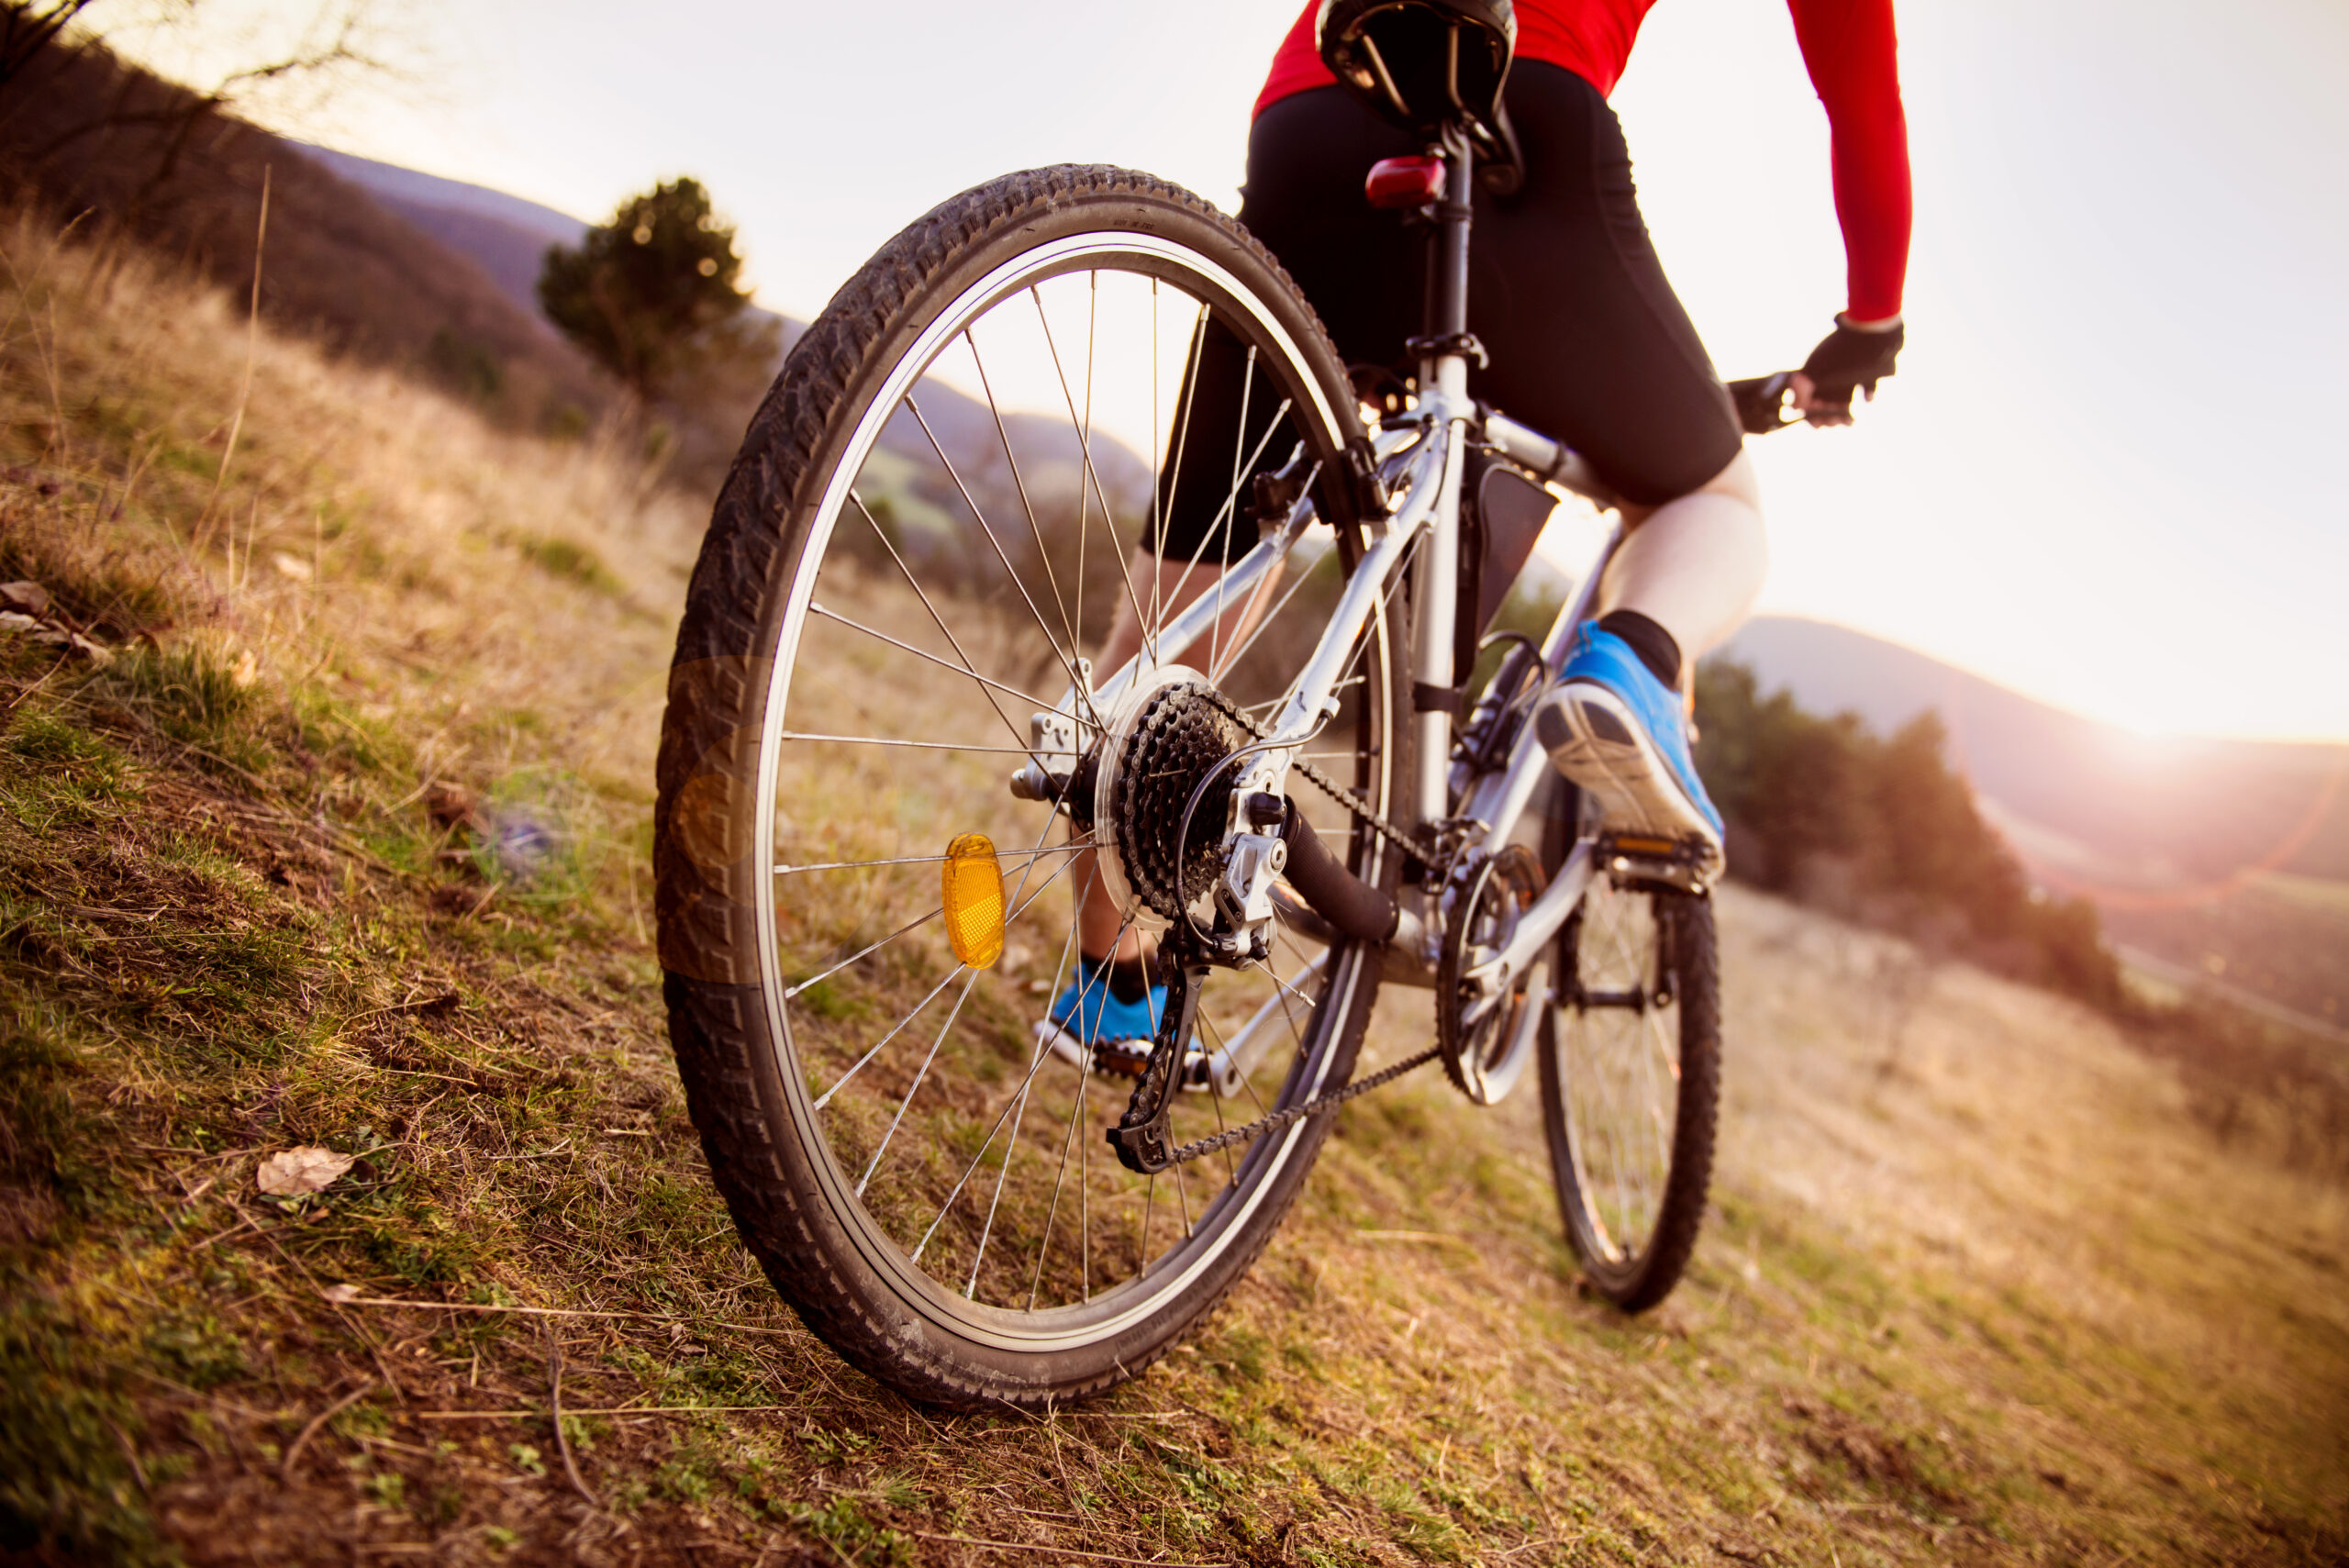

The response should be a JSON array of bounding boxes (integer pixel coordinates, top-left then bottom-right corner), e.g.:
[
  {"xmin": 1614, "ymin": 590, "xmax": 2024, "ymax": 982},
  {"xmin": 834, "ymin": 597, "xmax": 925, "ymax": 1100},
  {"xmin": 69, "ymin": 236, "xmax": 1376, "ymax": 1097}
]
[
  {"xmin": 654, "ymin": 167, "xmax": 1408, "ymax": 1408},
  {"xmin": 1537, "ymin": 876, "xmax": 1721, "ymax": 1309}
]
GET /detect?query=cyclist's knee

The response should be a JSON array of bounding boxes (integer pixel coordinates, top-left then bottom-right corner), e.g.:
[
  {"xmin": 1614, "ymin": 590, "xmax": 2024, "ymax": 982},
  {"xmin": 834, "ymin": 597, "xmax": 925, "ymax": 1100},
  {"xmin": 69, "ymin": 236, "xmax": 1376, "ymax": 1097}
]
[
  {"xmin": 1696, "ymin": 449, "xmax": 1762, "ymax": 513},
  {"xmin": 1616, "ymin": 450, "xmax": 1760, "ymax": 531}
]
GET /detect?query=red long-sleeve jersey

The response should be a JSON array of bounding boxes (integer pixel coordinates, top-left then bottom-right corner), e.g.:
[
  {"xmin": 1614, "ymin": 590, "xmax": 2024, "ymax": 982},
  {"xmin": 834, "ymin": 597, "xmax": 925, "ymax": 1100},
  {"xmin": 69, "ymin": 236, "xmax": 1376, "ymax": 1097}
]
[{"xmin": 1255, "ymin": 0, "xmax": 1912, "ymax": 321}]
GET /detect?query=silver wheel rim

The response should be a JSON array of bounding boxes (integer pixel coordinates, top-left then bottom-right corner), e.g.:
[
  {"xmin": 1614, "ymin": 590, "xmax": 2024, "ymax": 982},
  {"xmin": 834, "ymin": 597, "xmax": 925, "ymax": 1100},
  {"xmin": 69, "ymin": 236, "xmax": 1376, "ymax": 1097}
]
[{"xmin": 1560, "ymin": 881, "xmax": 1681, "ymax": 1270}]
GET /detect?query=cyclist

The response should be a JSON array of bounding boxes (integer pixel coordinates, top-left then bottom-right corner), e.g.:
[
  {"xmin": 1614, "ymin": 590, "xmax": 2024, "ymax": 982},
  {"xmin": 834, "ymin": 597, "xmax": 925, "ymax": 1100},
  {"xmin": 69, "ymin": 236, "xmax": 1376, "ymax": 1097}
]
[{"xmin": 1043, "ymin": 0, "xmax": 1910, "ymax": 1065}]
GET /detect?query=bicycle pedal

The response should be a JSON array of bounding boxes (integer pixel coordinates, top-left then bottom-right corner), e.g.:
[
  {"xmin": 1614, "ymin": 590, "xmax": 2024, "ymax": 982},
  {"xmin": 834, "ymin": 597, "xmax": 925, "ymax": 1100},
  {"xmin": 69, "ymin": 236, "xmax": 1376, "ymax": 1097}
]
[
  {"xmin": 1596, "ymin": 833, "xmax": 1718, "ymax": 894},
  {"xmin": 1037, "ymin": 1021, "xmax": 1210, "ymax": 1089}
]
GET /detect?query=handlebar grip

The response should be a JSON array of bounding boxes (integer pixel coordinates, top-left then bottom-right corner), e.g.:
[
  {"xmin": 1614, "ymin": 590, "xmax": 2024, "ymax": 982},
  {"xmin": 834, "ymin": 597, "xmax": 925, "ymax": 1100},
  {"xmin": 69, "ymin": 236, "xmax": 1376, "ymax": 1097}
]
[{"xmin": 1728, "ymin": 372, "xmax": 1800, "ymax": 436}]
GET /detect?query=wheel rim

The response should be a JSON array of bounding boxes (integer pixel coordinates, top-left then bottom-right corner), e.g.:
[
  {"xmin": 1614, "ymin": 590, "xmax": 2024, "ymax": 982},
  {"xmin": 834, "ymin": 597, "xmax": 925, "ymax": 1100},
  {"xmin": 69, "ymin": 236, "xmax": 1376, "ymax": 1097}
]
[
  {"xmin": 1559, "ymin": 880, "xmax": 1682, "ymax": 1273},
  {"xmin": 744, "ymin": 227, "xmax": 1394, "ymax": 1351}
]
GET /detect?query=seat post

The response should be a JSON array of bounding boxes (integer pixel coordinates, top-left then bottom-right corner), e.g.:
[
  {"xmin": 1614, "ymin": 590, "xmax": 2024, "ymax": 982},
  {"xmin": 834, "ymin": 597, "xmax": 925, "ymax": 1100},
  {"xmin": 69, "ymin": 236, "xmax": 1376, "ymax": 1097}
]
[
  {"xmin": 1419, "ymin": 119, "xmax": 1477, "ymax": 395},
  {"xmin": 1408, "ymin": 118, "xmax": 1481, "ymax": 830},
  {"xmin": 1434, "ymin": 122, "xmax": 1475, "ymax": 363}
]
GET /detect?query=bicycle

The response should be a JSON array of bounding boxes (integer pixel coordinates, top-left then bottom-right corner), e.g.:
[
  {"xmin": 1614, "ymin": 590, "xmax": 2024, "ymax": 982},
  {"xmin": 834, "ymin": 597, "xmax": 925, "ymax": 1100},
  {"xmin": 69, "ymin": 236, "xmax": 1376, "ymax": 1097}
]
[{"xmin": 654, "ymin": 1, "xmax": 1811, "ymax": 1409}]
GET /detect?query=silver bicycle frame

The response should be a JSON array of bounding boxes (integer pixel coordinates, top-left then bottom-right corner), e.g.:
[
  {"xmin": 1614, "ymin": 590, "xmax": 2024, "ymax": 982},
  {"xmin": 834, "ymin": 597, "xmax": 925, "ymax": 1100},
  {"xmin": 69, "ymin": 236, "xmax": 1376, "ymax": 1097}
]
[
  {"xmin": 1084, "ymin": 373, "xmax": 1625, "ymax": 986},
  {"xmin": 1085, "ymin": 131, "xmax": 1650, "ymax": 1079}
]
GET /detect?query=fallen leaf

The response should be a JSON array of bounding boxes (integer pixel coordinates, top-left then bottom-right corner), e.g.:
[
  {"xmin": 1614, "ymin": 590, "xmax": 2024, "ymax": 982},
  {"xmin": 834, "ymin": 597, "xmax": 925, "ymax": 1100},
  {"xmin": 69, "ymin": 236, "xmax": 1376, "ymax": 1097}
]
[
  {"xmin": 0, "ymin": 611, "xmax": 38, "ymax": 634},
  {"xmin": 271, "ymin": 552, "xmax": 314, "ymax": 583},
  {"xmin": 229, "ymin": 649, "xmax": 261, "ymax": 689},
  {"xmin": 257, "ymin": 1146, "xmax": 355, "ymax": 1196},
  {"xmin": 319, "ymin": 1283, "xmax": 362, "ymax": 1304},
  {"xmin": 0, "ymin": 580, "xmax": 49, "ymax": 615}
]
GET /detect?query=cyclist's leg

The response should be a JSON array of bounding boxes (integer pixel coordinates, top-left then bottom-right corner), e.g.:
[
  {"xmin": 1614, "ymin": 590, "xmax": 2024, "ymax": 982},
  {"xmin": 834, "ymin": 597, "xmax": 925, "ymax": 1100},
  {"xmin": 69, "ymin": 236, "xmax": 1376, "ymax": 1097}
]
[
  {"xmin": 1063, "ymin": 104, "xmax": 1413, "ymax": 983},
  {"xmin": 1599, "ymin": 450, "xmax": 1768, "ymax": 678},
  {"xmin": 1426, "ymin": 62, "xmax": 1756, "ymax": 851}
]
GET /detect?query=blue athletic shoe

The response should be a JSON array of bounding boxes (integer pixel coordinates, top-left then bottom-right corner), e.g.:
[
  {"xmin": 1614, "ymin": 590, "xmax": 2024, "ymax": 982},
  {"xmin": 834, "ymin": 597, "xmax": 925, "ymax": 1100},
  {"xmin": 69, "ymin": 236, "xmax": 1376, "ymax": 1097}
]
[
  {"xmin": 1534, "ymin": 623, "xmax": 1725, "ymax": 868},
  {"xmin": 1035, "ymin": 955, "xmax": 1204, "ymax": 1085}
]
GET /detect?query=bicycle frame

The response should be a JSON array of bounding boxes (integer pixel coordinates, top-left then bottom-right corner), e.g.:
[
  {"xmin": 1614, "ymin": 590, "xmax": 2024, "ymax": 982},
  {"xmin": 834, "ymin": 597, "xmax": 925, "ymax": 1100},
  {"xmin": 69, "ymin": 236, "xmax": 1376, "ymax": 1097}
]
[{"xmin": 1081, "ymin": 121, "xmax": 1624, "ymax": 999}]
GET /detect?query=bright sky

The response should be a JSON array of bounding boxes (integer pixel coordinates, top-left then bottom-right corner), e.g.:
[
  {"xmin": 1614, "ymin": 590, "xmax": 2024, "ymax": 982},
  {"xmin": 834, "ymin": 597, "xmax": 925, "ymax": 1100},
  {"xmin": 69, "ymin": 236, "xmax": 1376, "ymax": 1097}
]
[{"xmin": 113, "ymin": 0, "xmax": 2349, "ymax": 741}]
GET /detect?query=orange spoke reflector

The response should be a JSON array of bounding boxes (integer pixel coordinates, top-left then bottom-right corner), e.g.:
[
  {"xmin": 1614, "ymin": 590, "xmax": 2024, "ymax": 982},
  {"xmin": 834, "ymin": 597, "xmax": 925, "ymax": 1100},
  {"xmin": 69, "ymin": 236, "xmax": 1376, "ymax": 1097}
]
[{"xmin": 941, "ymin": 833, "xmax": 1006, "ymax": 969}]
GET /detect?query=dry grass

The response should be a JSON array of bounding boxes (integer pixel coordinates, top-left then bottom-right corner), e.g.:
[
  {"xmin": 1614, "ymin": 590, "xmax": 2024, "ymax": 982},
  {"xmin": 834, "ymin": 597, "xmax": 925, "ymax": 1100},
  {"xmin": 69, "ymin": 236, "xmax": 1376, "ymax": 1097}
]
[{"xmin": 2, "ymin": 211, "xmax": 2344, "ymax": 1566}]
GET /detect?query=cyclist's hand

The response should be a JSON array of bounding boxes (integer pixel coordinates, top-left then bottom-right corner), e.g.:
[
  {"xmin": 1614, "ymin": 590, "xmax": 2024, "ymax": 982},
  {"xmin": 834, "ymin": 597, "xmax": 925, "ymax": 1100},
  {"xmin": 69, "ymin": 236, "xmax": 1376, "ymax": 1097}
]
[{"xmin": 1793, "ymin": 315, "xmax": 1903, "ymax": 426}]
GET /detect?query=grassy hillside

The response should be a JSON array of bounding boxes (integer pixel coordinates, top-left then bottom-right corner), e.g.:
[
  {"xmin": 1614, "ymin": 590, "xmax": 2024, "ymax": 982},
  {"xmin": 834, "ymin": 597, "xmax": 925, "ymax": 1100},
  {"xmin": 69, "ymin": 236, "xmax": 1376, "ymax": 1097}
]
[
  {"xmin": 3, "ymin": 217, "xmax": 2344, "ymax": 1565},
  {"xmin": 0, "ymin": 28, "xmax": 607, "ymax": 428}
]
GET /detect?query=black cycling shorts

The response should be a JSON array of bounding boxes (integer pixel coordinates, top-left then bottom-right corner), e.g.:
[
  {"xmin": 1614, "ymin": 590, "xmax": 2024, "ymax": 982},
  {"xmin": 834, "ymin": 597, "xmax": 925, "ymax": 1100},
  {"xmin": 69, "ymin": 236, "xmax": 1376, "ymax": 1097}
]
[{"xmin": 1148, "ymin": 61, "xmax": 1743, "ymax": 561}]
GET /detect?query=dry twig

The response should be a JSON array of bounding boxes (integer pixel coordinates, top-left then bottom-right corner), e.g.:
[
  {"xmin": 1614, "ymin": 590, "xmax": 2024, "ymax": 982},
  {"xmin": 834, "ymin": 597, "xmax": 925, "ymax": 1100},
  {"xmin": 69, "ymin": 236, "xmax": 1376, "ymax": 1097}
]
[
  {"xmin": 545, "ymin": 1320, "xmax": 601, "ymax": 1509},
  {"xmin": 281, "ymin": 1382, "xmax": 373, "ymax": 1483}
]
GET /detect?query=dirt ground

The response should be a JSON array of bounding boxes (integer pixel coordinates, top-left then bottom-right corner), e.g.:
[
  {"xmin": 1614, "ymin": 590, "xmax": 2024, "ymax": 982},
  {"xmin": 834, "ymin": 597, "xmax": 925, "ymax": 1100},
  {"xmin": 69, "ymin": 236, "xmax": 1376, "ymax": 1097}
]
[{"xmin": 4, "ymin": 211, "xmax": 2344, "ymax": 1566}]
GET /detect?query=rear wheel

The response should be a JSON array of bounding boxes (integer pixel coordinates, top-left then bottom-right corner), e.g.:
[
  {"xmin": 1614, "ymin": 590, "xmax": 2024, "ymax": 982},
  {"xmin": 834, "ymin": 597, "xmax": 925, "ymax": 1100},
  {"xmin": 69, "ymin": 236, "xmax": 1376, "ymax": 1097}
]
[
  {"xmin": 654, "ymin": 167, "xmax": 1408, "ymax": 1407},
  {"xmin": 1537, "ymin": 873, "xmax": 1720, "ymax": 1310}
]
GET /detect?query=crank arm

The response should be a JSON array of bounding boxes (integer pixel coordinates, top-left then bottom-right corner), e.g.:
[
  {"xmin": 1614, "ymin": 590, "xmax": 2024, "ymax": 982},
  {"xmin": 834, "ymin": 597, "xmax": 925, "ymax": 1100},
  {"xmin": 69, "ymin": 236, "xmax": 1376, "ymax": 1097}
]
[{"xmin": 1461, "ymin": 840, "xmax": 1596, "ymax": 996}]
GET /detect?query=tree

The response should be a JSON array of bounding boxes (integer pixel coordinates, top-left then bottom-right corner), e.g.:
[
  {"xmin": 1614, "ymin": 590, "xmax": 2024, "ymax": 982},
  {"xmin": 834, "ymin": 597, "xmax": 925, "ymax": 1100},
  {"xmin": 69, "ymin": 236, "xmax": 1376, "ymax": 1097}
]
[
  {"xmin": 1691, "ymin": 654, "xmax": 2123, "ymax": 1008},
  {"xmin": 537, "ymin": 177, "xmax": 768, "ymax": 406},
  {"xmin": 1, "ymin": 2, "xmax": 100, "ymax": 92}
]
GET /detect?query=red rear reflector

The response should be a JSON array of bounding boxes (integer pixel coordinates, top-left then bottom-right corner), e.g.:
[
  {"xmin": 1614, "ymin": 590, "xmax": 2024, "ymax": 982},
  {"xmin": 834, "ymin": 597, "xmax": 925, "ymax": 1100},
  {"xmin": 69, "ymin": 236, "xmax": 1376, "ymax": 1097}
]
[{"xmin": 1365, "ymin": 155, "xmax": 1446, "ymax": 209}]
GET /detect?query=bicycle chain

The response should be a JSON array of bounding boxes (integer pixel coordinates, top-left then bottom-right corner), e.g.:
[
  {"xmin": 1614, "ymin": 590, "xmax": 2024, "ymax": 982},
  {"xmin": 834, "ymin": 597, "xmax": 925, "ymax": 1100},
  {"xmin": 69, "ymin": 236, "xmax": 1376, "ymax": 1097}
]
[
  {"xmin": 1165, "ymin": 1045, "xmax": 1441, "ymax": 1166},
  {"xmin": 1105, "ymin": 690, "xmax": 1437, "ymax": 1170},
  {"xmin": 1198, "ymin": 690, "xmax": 1425, "ymax": 862}
]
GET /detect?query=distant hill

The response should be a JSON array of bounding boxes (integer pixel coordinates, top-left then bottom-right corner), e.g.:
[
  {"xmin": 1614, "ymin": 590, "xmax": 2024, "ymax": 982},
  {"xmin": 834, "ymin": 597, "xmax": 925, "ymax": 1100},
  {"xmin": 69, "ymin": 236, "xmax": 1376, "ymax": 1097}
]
[
  {"xmin": 1716, "ymin": 616, "xmax": 2349, "ymax": 1025},
  {"xmin": 1719, "ymin": 617, "xmax": 2349, "ymax": 885},
  {"xmin": 0, "ymin": 33, "xmax": 608, "ymax": 428},
  {"xmin": 295, "ymin": 145, "xmax": 588, "ymax": 322},
  {"xmin": 302, "ymin": 150, "xmax": 1153, "ymax": 517}
]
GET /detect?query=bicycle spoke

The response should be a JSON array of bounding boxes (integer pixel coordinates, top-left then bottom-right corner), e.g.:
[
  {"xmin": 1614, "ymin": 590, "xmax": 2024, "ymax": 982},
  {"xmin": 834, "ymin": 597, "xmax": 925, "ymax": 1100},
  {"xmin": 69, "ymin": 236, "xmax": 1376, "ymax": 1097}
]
[
  {"xmin": 781, "ymin": 731, "xmax": 1036, "ymax": 755},
  {"xmin": 1027, "ymin": 284, "xmax": 1151, "ymax": 665},
  {"xmin": 856, "ymin": 969, "xmax": 983, "ymax": 1195},
  {"xmin": 1207, "ymin": 467, "xmax": 1323, "ymax": 683},
  {"xmin": 959, "ymin": 917, "xmax": 1082, "ymax": 1295},
  {"xmin": 1240, "ymin": 675, "xmax": 1360, "ymax": 717},
  {"xmin": 775, "ymin": 843, "xmax": 1085, "ymax": 877},
  {"xmin": 902, "ymin": 396, "xmax": 1091, "ymax": 700},
  {"xmin": 810, "ymin": 600, "xmax": 1062, "ymax": 712},
  {"xmin": 912, "ymin": 912, "xmax": 1080, "ymax": 1273},
  {"xmin": 1140, "ymin": 1172, "xmax": 1156, "ymax": 1276},
  {"xmin": 1172, "ymin": 1133, "xmax": 1193, "ymax": 1240},
  {"xmin": 1078, "ymin": 276, "xmax": 1097, "ymax": 672},
  {"xmin": 1194, "ymin": 1010, "xmax": 1242, "ymax": 1191},
  {"xmin": 1159, "ymin": 394, "xmax": 1293, "ymax": 659},
  {"xmin": 845, "ymin": 489, "xmax": 1033, "ymax": 754},
  {"xmin": 1148, "ymin": 301, "xmax": 1210, "ymax": 659},
  {"xmin": 812, "ymin": 963, "xmax": 966, "ymax": 1111},
  {"xmin": 785, "ymin": 906, "xmax": 944, "ymax": 999},
  {"xmin": 1028, "ymin": 912, "xmax": 1135, "ymax": 1309},
  {"xmin": 959, "ymin": 328, "xmax": 1077, "ymax": 663},
  {"xmin": 1249, "ymin": 954, "xmax": 1324, "ymax": 1015},
  {"xmin": 1208, "ymin": 346, "xmax": 1257, "ymax": 674}
]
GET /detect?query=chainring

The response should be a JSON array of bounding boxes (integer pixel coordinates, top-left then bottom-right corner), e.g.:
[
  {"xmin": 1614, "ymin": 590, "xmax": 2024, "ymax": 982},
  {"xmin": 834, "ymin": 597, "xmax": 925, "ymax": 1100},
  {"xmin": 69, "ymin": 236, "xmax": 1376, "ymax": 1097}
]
[{"xmin": 1435, "ymin": 844, "xmax": 1547, "ymax": 1106}]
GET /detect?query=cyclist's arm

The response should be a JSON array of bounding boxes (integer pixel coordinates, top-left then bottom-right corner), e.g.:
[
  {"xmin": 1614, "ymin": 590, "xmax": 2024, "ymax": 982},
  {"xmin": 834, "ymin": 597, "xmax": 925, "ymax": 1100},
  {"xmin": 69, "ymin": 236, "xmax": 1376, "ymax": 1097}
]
[{"xmin": 1785, "ymin": 0, "xmax": 1911, "ymax": 329}]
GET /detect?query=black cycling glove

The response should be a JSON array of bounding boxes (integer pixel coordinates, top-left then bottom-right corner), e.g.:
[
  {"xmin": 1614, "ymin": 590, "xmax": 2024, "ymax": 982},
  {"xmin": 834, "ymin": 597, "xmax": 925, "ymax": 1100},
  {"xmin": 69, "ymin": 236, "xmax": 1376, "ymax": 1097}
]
[{"xmin": 1799, "ymin": 316, "xmax": 1904, "ymax": 407}]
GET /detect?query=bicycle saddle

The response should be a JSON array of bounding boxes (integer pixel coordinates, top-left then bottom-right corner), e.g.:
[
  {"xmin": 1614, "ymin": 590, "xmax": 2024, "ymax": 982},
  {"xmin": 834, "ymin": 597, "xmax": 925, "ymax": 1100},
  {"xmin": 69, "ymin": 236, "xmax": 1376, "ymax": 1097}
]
[{"xmin": 1317, "ymin": 0, "xmax": 1523, "ymax": 190}]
